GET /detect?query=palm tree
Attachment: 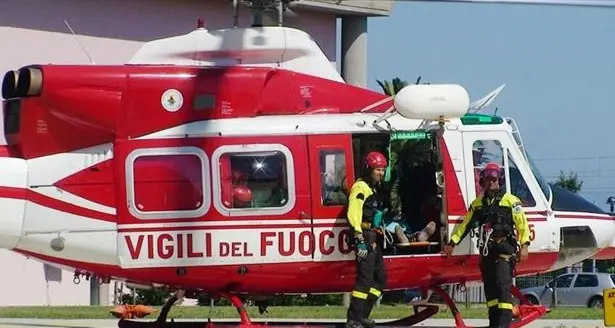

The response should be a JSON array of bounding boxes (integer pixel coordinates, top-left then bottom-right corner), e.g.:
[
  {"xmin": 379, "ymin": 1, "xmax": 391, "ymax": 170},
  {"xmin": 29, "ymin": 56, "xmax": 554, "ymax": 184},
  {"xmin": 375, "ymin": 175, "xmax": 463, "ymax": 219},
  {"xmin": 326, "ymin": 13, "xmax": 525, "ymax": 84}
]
[
  {"xmin": 376, "ymin": 76, "xmax": 427, "ymax": 96},
  {"xmin": 376, "ymin": 78, "xmax": 407, "ymax": 96}
]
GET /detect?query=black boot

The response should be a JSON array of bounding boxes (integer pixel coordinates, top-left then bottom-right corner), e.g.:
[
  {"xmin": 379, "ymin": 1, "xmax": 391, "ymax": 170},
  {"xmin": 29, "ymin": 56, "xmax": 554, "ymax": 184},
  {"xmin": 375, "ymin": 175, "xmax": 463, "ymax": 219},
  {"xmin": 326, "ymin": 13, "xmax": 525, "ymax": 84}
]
[
  {"xmin": 360, "ymin": 294, "xmax": 378, "ymax": 328},
  {"xmin": 346, "ymin": 297, "xmax": 367, "ymax": 328},
  {"xmin": 488, "ymin": 307, "xmax": 499, "ymax": 328},
  {"xmin": 498, "ymin": 309, "xmax": 513, "ymax": 328}
]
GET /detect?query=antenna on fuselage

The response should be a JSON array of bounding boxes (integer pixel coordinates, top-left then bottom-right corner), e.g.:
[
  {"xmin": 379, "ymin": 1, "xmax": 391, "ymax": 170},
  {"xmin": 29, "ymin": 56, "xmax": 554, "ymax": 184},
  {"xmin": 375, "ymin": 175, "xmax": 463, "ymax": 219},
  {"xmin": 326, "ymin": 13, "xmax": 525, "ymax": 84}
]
[
  {"xmin": 467, "ymin": 84, "xmax": 506, "ymax": 114},
  {"xmin": 63, "ymin": 20, "xmax": 96, "ymax": 65}
]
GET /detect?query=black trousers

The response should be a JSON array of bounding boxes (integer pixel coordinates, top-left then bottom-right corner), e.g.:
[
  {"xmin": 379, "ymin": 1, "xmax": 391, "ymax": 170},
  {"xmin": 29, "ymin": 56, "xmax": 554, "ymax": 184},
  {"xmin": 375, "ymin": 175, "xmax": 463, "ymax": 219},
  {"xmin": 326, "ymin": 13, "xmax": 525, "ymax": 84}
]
[
  {"xmin": 347, "ymin": 231, "xmax": 387, "ymax": 323},
  {"xmin": 480, "ymin": 254, "xmax": 515, "ymax": 328}
]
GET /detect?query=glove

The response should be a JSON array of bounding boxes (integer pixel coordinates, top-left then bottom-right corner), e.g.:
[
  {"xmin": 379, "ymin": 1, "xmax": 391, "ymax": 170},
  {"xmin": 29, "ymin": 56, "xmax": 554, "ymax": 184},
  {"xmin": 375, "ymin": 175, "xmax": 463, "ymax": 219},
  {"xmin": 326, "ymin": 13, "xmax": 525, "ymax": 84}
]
[{"xmin": 354, "ymin": 233, "xmax": 368, "ymax": 260}]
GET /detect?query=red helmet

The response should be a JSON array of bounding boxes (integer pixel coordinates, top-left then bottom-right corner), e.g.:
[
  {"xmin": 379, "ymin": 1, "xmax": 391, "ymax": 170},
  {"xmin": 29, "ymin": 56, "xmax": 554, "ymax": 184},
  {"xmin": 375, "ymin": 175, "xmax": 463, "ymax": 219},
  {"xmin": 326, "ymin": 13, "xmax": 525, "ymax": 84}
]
[
  {"xmin": 364, "ymin": 151, "xmax": 388, "ymax": 169},
  {"xmin": 233, "ymin": 185, "xmax": 253, "ymax": 204},
  {"xmin": 479, "ymin": 163, "xmax": 503, "ymax": 186},
  {"xmin": 482, "ymin": 163, "xmax": 501, "ymax": 176}
]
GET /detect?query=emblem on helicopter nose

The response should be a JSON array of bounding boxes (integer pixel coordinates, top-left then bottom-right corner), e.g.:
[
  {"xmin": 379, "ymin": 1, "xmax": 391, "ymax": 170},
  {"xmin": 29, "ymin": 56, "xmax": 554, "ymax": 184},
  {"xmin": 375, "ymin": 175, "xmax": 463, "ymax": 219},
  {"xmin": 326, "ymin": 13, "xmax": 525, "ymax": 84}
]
[{"xmin": 161, "ymin": 89, "xmax": 184, "ymax": 112}]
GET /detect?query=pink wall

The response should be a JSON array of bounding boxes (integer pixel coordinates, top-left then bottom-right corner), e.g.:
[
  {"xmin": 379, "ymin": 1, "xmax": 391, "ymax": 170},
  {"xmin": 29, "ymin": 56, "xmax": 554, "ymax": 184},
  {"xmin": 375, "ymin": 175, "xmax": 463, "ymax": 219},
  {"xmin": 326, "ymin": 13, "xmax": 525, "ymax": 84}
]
[{"xmin": 0, "ymin": 0, "xmax": 337, "ymax": 306}]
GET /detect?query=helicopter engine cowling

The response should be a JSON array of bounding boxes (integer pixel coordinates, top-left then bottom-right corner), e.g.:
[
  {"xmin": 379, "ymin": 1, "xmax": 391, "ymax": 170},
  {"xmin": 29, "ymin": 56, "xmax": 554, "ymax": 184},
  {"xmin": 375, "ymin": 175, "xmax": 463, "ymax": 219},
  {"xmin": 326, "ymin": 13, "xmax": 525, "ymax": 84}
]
[{"xmin": 1, "ymin": 65, "xmax": 127, "ymax": 158}]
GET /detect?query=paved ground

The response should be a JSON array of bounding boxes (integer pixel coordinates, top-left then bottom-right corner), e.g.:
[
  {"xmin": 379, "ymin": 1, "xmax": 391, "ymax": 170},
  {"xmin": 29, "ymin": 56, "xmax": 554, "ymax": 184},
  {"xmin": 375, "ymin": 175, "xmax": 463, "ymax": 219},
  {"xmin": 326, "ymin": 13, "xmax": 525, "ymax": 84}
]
[{"xmin": 0, "ymin": 318, "xmax": 607, "ymax": 328}]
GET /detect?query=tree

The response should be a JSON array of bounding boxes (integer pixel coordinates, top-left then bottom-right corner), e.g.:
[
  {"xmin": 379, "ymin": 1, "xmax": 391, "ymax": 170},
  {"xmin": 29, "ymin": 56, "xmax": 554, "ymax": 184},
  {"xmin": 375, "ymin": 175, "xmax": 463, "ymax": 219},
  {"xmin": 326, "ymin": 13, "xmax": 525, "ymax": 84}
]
[
  {"xmin": 376, "ymin": 76, "xmax": 430, "ymax": 97},
  {"xmin": 551, "ymin": 170, "xmax": 583, "ymax": 194},
  {"xmin": 376, "ymin": 77, "xmax": 408, "ymax": 96}
]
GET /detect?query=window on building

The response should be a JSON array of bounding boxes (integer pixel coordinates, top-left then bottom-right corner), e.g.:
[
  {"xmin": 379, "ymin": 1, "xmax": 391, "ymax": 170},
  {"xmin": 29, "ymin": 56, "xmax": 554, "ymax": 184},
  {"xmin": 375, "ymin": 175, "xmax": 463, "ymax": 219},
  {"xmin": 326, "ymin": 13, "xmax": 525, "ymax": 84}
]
[
  {"xmin": 507, "ymin": 152, "xmax": 536, "ymax": 207},
  {"xmin": 472, "ymin": 140, "xmax": 504, "ymax": 196},
  {"xmin": 129, "ymin": 148, "xmax": 208, "ymax": 219},
  {"xmin": 320, "ymin": 150, "xmax": 348, "ymax": 206},
  {"xmin": 218, "ymin": 147, "xmax": 293, "ymax": 213},
  {"xmin": 573, "ymin": 274, "xmax": 598, "ymax": 288}
]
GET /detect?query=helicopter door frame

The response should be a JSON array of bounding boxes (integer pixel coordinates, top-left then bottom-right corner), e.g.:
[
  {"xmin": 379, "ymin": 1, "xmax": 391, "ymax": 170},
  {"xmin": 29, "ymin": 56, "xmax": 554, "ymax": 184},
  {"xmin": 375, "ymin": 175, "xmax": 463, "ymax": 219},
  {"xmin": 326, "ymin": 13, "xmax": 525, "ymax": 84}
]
[
  {"xmin": 500, "ymin": 133, "xmax": 552, "ymax": 252},
  {"xmin": 306, "ymin": 133, "xmax": 355, "ymax": 262},
  {"xmin": 460, "ymin": 130, "xmax": 508, "ymax": 256}
]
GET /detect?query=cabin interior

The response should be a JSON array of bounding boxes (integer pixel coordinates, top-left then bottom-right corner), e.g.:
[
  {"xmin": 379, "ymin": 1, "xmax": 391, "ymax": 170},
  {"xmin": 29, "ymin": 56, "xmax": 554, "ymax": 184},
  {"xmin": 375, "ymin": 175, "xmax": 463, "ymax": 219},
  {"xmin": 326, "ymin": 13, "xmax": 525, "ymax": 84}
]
[{"xmin": 351, "ymin": 130, "xmax": 444, "ymax": 256}]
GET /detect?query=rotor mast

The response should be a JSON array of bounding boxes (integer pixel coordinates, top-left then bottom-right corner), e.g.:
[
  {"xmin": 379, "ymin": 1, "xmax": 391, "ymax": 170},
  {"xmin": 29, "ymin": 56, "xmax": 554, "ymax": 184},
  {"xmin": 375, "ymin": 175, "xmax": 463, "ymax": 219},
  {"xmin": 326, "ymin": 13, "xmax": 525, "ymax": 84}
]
[{"xmin": 232, "ymin": 0, "xmax": 297, "ymax": 28}]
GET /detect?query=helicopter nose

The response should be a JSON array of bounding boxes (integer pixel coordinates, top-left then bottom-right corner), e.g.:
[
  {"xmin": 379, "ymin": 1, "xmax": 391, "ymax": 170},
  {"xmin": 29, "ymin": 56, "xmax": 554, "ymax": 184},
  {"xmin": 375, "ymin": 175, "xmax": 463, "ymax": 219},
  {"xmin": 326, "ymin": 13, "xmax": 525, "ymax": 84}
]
[
  {"xmin": 0, "ymin": 149, "xmax": 27, "ymax": 250},
  {"xmin": 550, "ymin": 184, "xmax": 615, "ymax": 248},
  {"xmin": 548, "ymin": 184, "xmax": 615, "ymax": 268}
]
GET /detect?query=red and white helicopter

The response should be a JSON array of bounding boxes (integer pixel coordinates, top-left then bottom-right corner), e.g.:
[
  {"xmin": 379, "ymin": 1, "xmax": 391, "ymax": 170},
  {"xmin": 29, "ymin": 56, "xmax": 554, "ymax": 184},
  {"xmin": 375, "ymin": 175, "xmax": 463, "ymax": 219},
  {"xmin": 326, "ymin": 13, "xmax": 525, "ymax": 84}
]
[{"xmin": 1, "ymin": 1, "xmax": 615, "ymax": 328}]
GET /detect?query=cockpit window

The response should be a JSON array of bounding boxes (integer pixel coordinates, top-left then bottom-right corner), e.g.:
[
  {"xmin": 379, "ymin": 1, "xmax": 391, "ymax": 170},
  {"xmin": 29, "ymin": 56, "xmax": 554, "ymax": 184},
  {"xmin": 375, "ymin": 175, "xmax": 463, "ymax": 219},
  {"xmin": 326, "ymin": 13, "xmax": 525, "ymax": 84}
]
[
  {"xmin": 526, "ymin": 154, "xmax": 552, "ymax": 203},
  {"xmin": 472, "ymin": 140, "xmax": 504, "ymax": 196},
  {"xmin": 506, "ymin": 153, "xmax": 536, "ymax": 207},
  {"xmin": 550, "ymin": 184, "xmax": 608, "ymax": 214}
]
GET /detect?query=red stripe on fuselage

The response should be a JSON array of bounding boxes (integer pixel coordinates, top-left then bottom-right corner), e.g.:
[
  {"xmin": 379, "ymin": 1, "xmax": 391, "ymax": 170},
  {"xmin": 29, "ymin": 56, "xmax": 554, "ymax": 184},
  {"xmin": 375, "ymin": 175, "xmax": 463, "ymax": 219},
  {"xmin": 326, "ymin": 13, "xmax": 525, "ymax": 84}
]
[
  {"xmin": 0, "ymin": 186, "xmax": 26, "ymax": 199},
  {"xmin": 0, "ymin": 186, "xmax": 115, "ymax": 222}
]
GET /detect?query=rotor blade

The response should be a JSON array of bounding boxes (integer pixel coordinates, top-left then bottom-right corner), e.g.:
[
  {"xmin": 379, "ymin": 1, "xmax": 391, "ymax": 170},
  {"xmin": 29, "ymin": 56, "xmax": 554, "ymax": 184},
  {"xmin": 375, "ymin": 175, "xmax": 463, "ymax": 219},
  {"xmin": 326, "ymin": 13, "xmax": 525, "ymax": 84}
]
[
  {"xmin": 468, "ymin": 84, "xmax": 506, "ymax": 114},
  {"xmin": 388, "ymin": 0, "xmax": 615, "ymax": 8}
]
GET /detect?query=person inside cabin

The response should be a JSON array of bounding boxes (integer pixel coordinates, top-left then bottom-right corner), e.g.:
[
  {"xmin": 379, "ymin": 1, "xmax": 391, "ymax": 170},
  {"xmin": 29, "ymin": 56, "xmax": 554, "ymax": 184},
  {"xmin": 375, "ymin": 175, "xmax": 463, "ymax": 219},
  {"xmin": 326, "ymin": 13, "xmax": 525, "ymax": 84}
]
[
  {"xmin": 384, "ymin": 214, "xmax": 436, "ymax": 245},
  {"xmin": 345, "ymin": 151, "xmax": 388, "ymax": 328},
  {"xmin": 442, "ymin": 163, "xmax": 530, "ymax": 328},
  {"xmin": 253, "ymin": 173, "xmax": 287, "ymax": 208},
  {"xmin": 384, "ymin": 183, "xmax": 436, "ymax": 245},
  {"xmin": 232, "ymin": 170, "xmax": 249, "ymax": 186},
  {"xmin": 233, "ymin": 153, "xmax": 288, "ymax": 209},
  {"xmin": 232, "ymin": 185, "xmax": 253, "ymax": 208},
  {"xmin": 221, "ymin": 170, "xmax": 248, "ymax": 208},
  {"xmin": 385, "ymin": 142, "xmax": 437, "ymax": 245}
]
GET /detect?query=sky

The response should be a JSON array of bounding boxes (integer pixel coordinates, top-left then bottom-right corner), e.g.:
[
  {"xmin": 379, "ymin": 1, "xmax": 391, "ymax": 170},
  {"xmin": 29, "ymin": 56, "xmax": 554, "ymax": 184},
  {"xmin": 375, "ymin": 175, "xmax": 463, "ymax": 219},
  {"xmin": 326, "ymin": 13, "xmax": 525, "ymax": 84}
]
[{"xmin": 340, "ymin": 1, "xmax": 615, "ymax": 210}]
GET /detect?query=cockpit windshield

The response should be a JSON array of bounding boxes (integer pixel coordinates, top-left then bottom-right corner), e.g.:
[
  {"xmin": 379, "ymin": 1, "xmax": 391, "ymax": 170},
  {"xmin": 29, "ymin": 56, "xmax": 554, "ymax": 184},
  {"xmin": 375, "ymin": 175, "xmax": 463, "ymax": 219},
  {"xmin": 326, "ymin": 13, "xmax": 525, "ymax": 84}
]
[{"xmin": 526, "ymin": 154, "xmax": 552, "ymax": 203}]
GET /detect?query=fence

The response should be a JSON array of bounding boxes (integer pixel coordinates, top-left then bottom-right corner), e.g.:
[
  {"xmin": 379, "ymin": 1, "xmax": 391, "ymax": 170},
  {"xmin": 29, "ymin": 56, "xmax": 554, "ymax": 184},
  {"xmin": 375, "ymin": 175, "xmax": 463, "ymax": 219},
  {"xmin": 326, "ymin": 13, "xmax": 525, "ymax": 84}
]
[{"xmin": 446, "ymin": 269, "xmax": 566, "ymax": 305}]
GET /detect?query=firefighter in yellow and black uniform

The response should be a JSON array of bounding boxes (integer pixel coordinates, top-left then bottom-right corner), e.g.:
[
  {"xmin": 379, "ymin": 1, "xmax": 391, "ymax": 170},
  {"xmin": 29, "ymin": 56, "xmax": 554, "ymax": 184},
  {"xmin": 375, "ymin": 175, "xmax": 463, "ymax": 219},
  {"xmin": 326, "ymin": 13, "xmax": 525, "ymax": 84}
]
[
  {"xmin": 443, "ymin": 163, "xmax": 530, "ymax": 328},
  {"xmin": 345, "ymin": 151, "xmax": 388, "ymax": 328}
]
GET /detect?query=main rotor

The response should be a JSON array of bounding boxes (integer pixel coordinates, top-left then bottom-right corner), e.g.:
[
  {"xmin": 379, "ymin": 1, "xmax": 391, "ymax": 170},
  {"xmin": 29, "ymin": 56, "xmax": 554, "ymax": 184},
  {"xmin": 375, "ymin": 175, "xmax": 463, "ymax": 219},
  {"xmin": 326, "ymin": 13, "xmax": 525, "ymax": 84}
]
[{"xmin": 231, "ymin": 0, "xmax": 298, "ymax": 27}]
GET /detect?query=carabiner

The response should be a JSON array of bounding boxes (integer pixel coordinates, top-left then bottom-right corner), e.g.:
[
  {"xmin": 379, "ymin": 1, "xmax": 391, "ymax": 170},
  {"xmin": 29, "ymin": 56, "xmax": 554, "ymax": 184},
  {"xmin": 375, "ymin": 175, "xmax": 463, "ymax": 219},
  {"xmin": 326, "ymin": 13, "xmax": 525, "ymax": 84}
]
[{"xmin": 481, "ymin": 230, "xmax": 493, "ymax": 256}]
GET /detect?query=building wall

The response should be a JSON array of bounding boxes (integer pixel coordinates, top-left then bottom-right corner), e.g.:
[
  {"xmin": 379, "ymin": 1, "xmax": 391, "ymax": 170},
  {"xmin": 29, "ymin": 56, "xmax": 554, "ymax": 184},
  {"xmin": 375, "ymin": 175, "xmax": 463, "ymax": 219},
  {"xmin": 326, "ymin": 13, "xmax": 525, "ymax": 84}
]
[{"xmin": 0, "ymin": 0, "xmax": 337, "ymax": 306}]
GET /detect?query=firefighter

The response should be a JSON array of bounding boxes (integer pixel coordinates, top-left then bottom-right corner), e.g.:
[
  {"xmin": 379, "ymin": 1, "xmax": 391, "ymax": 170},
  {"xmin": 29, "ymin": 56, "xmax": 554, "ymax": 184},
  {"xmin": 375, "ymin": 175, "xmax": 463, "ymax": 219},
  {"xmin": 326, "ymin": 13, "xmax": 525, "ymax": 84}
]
[
  {"xmin": 345, "ymin": 151, "xmax": 388, "ymax": 328},
  {"xmin": 442, "ymin": 163, "xmax": 530, "ymax": 328}
]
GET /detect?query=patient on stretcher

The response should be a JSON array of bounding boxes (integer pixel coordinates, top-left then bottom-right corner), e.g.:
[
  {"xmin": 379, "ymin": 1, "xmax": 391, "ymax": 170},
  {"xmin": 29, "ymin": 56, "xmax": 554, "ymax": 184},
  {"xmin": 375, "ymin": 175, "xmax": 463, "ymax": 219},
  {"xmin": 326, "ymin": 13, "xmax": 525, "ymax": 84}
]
[{"xmin": 385, "ymin": 214, "xmax": 436, "ymax": 245}]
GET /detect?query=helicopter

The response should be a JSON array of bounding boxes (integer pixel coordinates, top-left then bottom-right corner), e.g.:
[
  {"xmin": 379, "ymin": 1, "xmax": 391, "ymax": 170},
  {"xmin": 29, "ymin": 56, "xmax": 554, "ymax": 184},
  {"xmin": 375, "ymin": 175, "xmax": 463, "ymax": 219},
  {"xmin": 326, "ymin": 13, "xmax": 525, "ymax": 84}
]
[{"xmin": 1, "ymin": 1, "xmax": 614, "ymax": 328}]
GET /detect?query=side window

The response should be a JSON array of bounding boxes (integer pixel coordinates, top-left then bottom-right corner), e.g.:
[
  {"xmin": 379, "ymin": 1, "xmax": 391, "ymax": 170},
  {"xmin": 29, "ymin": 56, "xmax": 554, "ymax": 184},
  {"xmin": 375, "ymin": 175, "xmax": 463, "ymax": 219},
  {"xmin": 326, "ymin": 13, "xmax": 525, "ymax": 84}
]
[
  {"xmin": 213, "ymin": 144, "xmax": 295, "ymax": 216},
  {"xmin": 506, "ymin": 152, "xmax": 536, "ymax": 207},
  {"xmin": 548, "ymin": 274, "xmax": 574, "ymax": 288},
  {"xmin": 320, "ymin": 150, "xmax": 348, "ymax": 206},
  {"xmin": 126, "ymin": 147, "xmax": 209, "ymax": 220},
  {"xmin": 574, "ymin": 274, "xmax": 598, "ymax": 288},
  {"xmin": 472, "ymin": 140, "xmax": 504, "ymax": 196}
]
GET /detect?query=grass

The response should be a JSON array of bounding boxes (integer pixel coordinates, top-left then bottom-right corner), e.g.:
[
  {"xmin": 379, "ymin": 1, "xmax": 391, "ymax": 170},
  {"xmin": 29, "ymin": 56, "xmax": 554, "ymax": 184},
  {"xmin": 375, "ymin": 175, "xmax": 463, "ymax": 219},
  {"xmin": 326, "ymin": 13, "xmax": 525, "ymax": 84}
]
[{"xmin": 0, "ymin": 305, "xmax": 604, "ymax": 320}]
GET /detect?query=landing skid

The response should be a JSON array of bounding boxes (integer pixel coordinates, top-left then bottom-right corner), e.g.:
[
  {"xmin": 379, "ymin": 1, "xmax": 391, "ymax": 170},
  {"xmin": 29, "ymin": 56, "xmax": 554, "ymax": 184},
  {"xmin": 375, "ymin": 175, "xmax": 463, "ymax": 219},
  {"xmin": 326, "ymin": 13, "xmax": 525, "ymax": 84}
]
[{"xmin": 117, "ymin": 286, "xmax": 548, "ymax": 328}]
